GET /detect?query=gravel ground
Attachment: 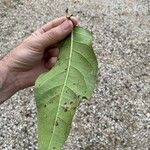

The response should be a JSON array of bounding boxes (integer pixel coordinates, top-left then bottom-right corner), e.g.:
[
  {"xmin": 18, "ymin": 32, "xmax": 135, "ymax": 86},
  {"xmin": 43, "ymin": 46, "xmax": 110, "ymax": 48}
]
[{"xmin": 0, "ymin": 0, "xmax": 150, "ymax": 150}]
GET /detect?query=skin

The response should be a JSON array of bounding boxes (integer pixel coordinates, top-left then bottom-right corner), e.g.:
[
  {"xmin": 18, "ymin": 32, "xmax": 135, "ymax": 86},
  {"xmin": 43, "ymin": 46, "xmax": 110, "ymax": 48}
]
[{"xmin": 0, "ymin": 16, "xmax": 79, "ymax": 104}]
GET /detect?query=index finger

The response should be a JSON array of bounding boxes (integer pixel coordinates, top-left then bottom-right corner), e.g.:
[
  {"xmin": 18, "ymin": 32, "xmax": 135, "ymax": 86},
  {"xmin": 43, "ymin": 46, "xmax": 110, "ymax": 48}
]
[
  {"xmin": 35, "ymin": 16, "xmax": 67, "ymax": 35},
  {"xmin": 35, "ymin": 16, "xmax": 79, "ymax": 35}
]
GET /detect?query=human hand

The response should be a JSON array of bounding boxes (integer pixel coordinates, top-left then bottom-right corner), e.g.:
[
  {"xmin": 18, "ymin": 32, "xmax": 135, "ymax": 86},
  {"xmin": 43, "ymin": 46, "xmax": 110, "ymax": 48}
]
[
  {"xmin": 0, "ymin": 16, "xmax": 78, "ymax": 103},
  {"xmin": 2, "ymin": 16, "xmax": 78, "ymax": 87}
]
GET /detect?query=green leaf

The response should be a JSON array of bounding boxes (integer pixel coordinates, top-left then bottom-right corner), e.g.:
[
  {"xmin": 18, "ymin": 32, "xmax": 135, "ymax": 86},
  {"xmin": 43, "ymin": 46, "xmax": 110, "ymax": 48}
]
[{"xmin": 34, "ymin": 26, "xmax": 98, "ymax": 150}]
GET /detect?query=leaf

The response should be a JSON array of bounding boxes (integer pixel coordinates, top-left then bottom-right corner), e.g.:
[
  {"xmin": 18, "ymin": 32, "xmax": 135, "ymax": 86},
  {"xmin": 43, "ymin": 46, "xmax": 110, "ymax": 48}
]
[{"xmin": 34, "ymin": 26, "xmax": 98, "ymax": 150}]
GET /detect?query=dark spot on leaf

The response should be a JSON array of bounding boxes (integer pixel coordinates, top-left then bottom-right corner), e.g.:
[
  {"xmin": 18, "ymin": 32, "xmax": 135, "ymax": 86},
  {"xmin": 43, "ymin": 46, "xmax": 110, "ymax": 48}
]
[
  {"xmin": 49, "ymin": 101, "xmax": 53, "ymax": 104},
  {"xmin": 65, "ymin": 68, "xmax": 67, "ymax": 71},
  {"xmin": 44, "ymin": 104, "xmax": 47, "ymax": 107},
  {"xmin": 82, "ymin": 96, "xmax": 88, "ymax": 100},
  {"xmin": 70, "ymin": 101, "xmax": 73, "ymax": 104},
  {"xmin": 74, "ymin": 95, "xmax": 81, "ymax": 99},
  {"xmin": 64, "ymin": 107, "xmax": 68, "ymax": 112},
  {"xmin": 74, "ymin": 107, "xmax": 77, "ymax": 110},
  {"xmin": 51, "ymin": 131, "xmax": 53, "ymax": 133},
  {"xmin": 53, "ymin": 147, "xmax": 56, "ymax": 149},
  {"xmin": 73, "ymin": 83, "xmax": 76, "ymax": 85},
  {"xmin": 64, "ymin": 109, "xmax": 68, "ymax": 112},
  {"xmin": 64, "ymin": 102, "xmax": 67, "ymax": 105},
  {"xmin": 55, "ymin": 121, "xmax": 59, "ymax": 126}
]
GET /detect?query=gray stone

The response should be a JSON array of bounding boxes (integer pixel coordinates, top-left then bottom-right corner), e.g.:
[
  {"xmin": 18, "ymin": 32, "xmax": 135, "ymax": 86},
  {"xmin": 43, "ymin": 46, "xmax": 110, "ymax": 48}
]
[{"xmin": 0, "ymin": 0, "xmax": 150, "ymax": 149}]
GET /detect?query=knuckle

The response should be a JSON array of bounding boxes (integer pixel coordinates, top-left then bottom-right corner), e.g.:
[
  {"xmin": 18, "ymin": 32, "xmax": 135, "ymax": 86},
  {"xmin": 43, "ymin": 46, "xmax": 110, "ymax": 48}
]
[
  {"xmin": 47, "ymin": 30, "xmax": 57, "ymax": 42},
  {"xmin": 50, "ymin": 21, "xmax": 55, "ymax": 28},
  {"xmin": 68, "ymin": 22, "xmax": 73, "ymax": 28},
  {"xmin": 40, "ymin": 27, "xmax": 46, "ymax": 33},
  {"xmin": 60, "ymin": 21, "xmax": 73, "ymax": 32}
]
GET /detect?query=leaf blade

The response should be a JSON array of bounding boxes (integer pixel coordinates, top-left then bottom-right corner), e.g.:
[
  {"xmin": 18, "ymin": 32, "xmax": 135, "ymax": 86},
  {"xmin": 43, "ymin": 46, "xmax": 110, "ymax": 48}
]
[{"xmin": 35, "ymin": 26, "xmax": 98, "ymax": 150}]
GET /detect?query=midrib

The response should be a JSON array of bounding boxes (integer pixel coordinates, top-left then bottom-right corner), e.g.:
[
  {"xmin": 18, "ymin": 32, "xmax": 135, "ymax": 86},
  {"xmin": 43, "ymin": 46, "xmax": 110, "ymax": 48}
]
[{"xmin": 48, "ymin": 31, "xmax": 74, "ymax": 149}]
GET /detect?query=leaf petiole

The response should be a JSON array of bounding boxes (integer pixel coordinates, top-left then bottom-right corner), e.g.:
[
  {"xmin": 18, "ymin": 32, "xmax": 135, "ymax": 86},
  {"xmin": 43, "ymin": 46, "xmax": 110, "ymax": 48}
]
[
  {"xmin": 66, "ymin": 14, "xmax": 73, "ymax": 20},
  {"xmin": 65, "ymin": 8, "xmax": 73, "ymax": 20}
]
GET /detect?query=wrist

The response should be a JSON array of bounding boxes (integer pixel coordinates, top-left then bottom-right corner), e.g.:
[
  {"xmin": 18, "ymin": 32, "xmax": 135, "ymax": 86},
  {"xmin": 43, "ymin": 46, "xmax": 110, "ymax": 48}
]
[{"xmin": 0, "ymin": 59, "xmax": 20, "ymax": 104}]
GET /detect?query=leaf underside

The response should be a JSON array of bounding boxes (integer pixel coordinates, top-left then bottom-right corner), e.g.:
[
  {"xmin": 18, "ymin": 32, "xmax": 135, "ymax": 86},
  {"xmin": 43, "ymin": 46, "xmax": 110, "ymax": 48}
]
[{"xmin": 35, "ymin": 26, "xmax": 98, "ymax": 150}]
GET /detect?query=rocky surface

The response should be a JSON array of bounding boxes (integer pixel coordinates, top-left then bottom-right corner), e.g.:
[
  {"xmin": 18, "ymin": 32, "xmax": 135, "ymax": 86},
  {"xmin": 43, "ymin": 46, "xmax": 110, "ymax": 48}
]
[{"xmin": 0, "ymin": 0, "xmax": 150, "ymax": 149}]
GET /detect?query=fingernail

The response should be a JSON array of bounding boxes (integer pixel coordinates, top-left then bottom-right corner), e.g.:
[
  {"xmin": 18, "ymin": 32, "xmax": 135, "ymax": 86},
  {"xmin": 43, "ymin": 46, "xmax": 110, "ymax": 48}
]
[
  {"xmin": 61, "ymin": 20, "xmax": 72, "ymax": 30},
  {"xmin": 49, "ymin": 57, "xmax": 57, "ymax": 65},
  {"xmin": 46, "ymin": 57, "xmax": 57, "ymax": 69}
]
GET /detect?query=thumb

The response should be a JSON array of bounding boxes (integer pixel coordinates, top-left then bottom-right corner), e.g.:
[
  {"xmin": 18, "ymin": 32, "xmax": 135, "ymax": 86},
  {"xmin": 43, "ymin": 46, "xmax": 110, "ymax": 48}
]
[{"xmin": 39, "ymin": 20, "xmax": 73, "ymax": 48}]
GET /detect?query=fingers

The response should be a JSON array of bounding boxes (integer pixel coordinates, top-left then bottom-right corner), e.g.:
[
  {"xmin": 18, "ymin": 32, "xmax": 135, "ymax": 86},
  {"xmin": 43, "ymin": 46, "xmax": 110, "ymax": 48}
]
[
  {"xmin": 45, "ymin": 57, "xmax": 57, "ymax": 69},
  {"xmin": 40, "ymin": 16, "xmax": 79, "ymax": 32},
  {"xmin": 47, "ymin": 47, "xmax": 59, "ymax": 57},
  {"xmin": 35, "ymin": 16, "xmax": 67, "ymax": 35},
  {"xmin": 43, "ymin": 47, "xmax": 59, "ymax": 68},
  {"xmin": 43, "ymin": 47, "xmax": 59, "ymax": 61},
  {"xmin": 70, "ymin": 16, "xmax": 79, "ymax": 26},
  {"xmin": 26, "ymin": 16, "xmax": 79, "ymax": 50},
  {"xmin": 34, "ymin": 16, "xmax": 79, "ymax": 35},
  {"xmin": 40, "ymin": 20, "xmax": 73, "ymax": 47}
]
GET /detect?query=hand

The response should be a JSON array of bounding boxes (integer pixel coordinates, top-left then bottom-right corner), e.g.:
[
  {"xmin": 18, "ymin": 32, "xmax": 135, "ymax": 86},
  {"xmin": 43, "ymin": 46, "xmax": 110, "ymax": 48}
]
[
  {"xmin": 0, "ymin": 16, "xmax": 78, "ymax": 104},
  {"xmin": 2, "ymin": 16, "xmax": 78, "ymax": 87}
]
